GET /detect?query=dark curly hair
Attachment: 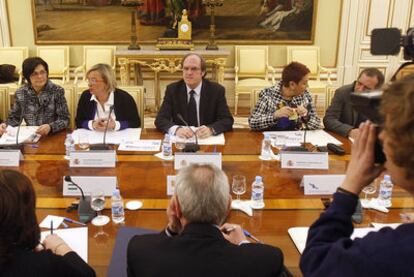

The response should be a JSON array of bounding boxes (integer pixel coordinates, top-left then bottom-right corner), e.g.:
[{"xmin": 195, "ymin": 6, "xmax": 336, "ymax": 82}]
[
  {"xmin": 0, "ymin": 170, "xmax": 40, "ymax": 267},
  {"xmin": 381, "ymin": 74, "xmax": 414, "ymax": 178}
]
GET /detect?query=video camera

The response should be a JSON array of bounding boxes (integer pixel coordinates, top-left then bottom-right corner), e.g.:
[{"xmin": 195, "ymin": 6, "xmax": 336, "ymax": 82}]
[
  {"xmin": 371, "ymin": 27, "xmax": 414, "ymax": 60},
  {"xmin": 350, "ymin": 91, "xmax": 386, "ymax": 164},
  {"xmin": 349, "ymin": 27, "xmax": 414, "ymax": 164}
]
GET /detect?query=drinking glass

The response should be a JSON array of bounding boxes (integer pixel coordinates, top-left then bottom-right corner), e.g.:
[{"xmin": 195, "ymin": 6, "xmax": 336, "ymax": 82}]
[
  {"xmin": 361, "ymin": 182, "xmax": 377, "ymax": 206},
  {"xmin": 78, "ymin": 134, "xmax": 90, "ymax": 150},
  {"xmin": 232, "ymin": 175, "xmax": 246, "ymax": 203},
  {"xmin": 91, "ymin": 189, "xmax": 110, "ymax": 226}
]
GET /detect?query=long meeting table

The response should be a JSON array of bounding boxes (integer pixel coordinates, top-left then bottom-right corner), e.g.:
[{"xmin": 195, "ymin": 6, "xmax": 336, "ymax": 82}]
[{"xmin": 4, "ymin": 129, "xmax": 413, "ymax": 276}]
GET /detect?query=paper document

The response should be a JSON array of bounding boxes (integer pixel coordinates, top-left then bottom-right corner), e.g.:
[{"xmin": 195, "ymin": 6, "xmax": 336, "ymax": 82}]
[
  {"xmin": 171, "ymin": 133, "xmax": 225, "ymax": 145},
  {"xmin": 0, "ymin": 126, "xmax": 40, "ymax": 145},
  {"xmin": 72, "ymin": 128, "xmax": 141, "ymax": 145},
  {"xmin": 39, "ymin": 215, "xmax": 64, "ymax": 229},
  {"xmin": 40, "ymin": 227, "xmax": 88, "ymax": 262},
  {"xmin": 288, "ymin": 223, "xmax": 402, "ymax": 254},
  {"xmin": 118, "ymin": 140, "xmax": 161, "ymax": 151},
  {"xmin": 264, "ymin": 130, "xmax": 342, "ymax": 147}
]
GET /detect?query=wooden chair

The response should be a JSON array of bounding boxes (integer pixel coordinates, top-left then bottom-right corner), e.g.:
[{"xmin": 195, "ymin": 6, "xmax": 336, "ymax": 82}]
[
  {"xmin": 37, "ymin": 46, "xmax": 70, "ymax": 84},
  {"xmin": 74, "ymin": 46, "xmax": 117, "ymax": 85},
  {"xmin": 234, "ymin": 45, "xmax": 275, "ymax": 115}
]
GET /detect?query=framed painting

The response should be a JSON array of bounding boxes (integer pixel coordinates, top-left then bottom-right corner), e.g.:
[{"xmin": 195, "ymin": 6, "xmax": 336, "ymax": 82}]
[{"xmin": 32, "ymin": 0, "xmax": 317, "ymax": 44}]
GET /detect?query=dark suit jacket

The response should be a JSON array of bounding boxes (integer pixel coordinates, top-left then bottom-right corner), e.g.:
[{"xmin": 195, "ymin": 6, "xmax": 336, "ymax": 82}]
[
  {"xmin": 127, "ymin": 223, "xmax": 285, "ymax": 277},
  {"xmin": 154, "ymin": 79, "xmax": 234, "ymax": 135},
  {"xmin": 323, "ymin": 82, "xmax": 361, "ymax": 137},
  {"xmin": 1, "ymin": 249, "xmax": 95, "ymax": 277},
  {"xmin": 75, "ymin": 88, "xmax": 140, "ymax": 130}
]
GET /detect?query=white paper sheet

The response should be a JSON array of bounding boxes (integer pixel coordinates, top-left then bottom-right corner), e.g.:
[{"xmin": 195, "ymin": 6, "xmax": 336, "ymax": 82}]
[
  {"xmin": 171, "ymin": 133, "xmax": 225, "ymax": 145},
  {"xmin": 118, "ymin": 139, "xmax": 161, "ymax": 151},
  {"xmin": 72, "ymin": 128, "xmax": 141, "ymax": 145},
  {"xmin": 39, "ymin": 215, "xmax": 64, "ymax": 229},
  {"xmin": 264, "ymin": 130, "xmax": 342, "ymax": 147},
  {"xmin": 288, "ymin": 223, "xmax": 401, "ymax": 254},
  {"xmin": 0, "ymin": 126, "xmax": 40, "ymax": 145},
  {"xmin": 40, "ymin": 227, "xmax": 88, "ymax": 262}
]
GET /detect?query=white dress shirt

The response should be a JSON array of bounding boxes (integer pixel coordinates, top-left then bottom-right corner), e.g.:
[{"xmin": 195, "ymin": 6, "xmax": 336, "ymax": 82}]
[
  {"xmin": 88, "ymin": 91, "xmax": 121, "ymax": 131},
  {"xmin": 168, "ymin": 82, "xmax": 202, "ymax": 135}
]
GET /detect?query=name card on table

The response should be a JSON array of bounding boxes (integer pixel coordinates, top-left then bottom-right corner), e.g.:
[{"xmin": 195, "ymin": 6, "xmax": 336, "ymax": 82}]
[
  {"xmin": 0, "ymin": 150, "xmax": 22, "ymax": 166},
  {"xmin": 70, "ymin": 150, "xmax": 116, "ymax": 168},
  {"xmin": 63, "ymin": 176, "xmax": 118, "ymax": 197},
  {"xmin": 280, "ymin": 151, "xmax": 329, "ymax": 170},
  {"xmin": 174, "ymin": 152, "xmax": 222, "ymax": 170},
  {"xmin": 300, "ymin": 175, "xmax": 346, "ymax": 195}
]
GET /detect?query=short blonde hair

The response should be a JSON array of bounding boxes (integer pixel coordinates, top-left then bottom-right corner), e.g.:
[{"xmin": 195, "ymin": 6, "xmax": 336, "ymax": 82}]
[{"xmin": 87, "ymin": 63, "xmax": 117, "ymax": 92}]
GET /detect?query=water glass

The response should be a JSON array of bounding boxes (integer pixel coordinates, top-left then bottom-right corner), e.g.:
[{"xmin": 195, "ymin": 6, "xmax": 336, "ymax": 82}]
[
  {"xmin": 91, "ymin": 189, "xmax": 110, "ymax": 226},
  {"xmin": 232, "ymin": 175, "xmax": 246, "ymax": 203},
  {"xmin": 78, "ymin": 134, "xmax": 90, "ymax": 150}
]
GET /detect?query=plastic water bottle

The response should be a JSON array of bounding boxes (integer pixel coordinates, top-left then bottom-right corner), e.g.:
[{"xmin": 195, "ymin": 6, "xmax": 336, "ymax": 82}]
[
  {"xmin": 162, "ymin": 134, "xmax": 172, "ymax": 157},
  {"xmin": 378, "ymin": 175, "xmax": 393, "ymax": 207},
  {"xmin": 260, "ymin": 134, "xmax": 272, "ymax": 160},
  {"xmin": 111, "ymin": 189, "xmax": 125, "ymax": 224},
  {"xmin": 251, "ymin": 176, "xmax": 265, "ymax": 209},
  {"xmin": 64, "ymin": 134, "xmax": 75, "ymax": 160}
]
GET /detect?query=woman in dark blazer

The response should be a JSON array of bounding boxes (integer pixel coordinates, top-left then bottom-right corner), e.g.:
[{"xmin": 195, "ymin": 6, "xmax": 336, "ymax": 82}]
[
  {"xmin": 75, "ymin": 63, "xmax": 140, "ymax": 131},
  {"xmin": 0, "ymin": 169, "xmax": 96, "ymax": 277}
]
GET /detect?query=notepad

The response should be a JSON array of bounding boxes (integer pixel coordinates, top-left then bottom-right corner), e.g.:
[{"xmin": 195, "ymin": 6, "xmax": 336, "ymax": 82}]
[
  {"xmin": 288, "ymin": 223, "xmax": 401, "ymax": 254},
  {"xmin": 40, "ymin": 227, "xmax": 88, "ymax": 262}
]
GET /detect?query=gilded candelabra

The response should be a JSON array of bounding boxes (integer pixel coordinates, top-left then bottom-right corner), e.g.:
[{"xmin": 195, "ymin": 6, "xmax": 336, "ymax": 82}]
[
  {"xmin": 202, "ymin": 0, "xmax": 224, "ymax": 50},
  {"xmin": 121, "ymin": 0, "xmax": 144, "ymax": 50}
]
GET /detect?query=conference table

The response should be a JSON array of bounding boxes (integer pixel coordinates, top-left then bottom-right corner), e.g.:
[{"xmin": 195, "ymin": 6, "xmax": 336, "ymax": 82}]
[{"xmin": 4, "ymin": 129, "xmax": 413, "ymax": 276}]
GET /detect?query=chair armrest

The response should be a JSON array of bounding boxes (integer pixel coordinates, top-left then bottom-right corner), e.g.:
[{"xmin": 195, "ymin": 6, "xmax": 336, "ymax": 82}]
[
  {"xmin": 18, "ymin": 69, "xmax": 23, "ymax": 86},
  {"xmin": 319, "ymin": 65, "xmax": 334, "ymax": 85},
  {"xmin": 267, "ymin": 65, "xmax": 276, "ymax": 85},
  {"xmin": 74, "ymin": 65, "xmax": 85, "ymax": 84},
  {"xmin": 234, "ymin": 65, "xmax": 239, "ymax": 84}
]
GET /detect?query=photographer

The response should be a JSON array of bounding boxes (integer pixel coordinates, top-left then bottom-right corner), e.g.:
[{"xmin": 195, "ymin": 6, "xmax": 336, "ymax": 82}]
[{"xmin": 300, "ymin": 75, "xmax": 414, "ymax": 276}]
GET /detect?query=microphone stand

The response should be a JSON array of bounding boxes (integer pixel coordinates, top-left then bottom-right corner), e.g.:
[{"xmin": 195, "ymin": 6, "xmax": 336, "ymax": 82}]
[
  {"xmin": 90, "ymin": 105, "xmax": 114, "ymax": 150},
  {"xmin": 285, "ymin": 104, "xmax": 311, "ymax": 152},
  {"xmin": 177, "ymin": 113, "xmax": 200, "ymax": 152},
  {"xmin": 64, "ymin": 176, "xmax": 96, "ymax": 223}
]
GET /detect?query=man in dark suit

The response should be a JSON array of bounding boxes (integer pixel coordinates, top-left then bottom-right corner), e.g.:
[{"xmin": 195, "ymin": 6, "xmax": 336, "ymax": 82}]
[
  {"xmin": 155, "ymin": 53, "xmax": 234, "ymax": 138},
  {"xmin": 323, "ymin": 68, "xmax": 384, "ymax": 139},
  {"xmin": 127, "ymin": 164, "xmax": 288, "ymax": 277}
]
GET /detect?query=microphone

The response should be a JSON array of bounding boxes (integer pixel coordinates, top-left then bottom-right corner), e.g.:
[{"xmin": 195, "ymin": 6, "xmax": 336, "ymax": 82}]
[
  {"xmin": 90, "ymin": 105, "xmax": 114, "ymax": 150},
  {"xmin": 176, "ymin": 113, "xmax": 200, "ymax": 152},
  {"xmin": 284, "ymin": 103, "xmax": 312, "ymax": 152},
  {"xmin": 64, "ymin": 176, "xmax": 96, "ymax": 223},
  {"xmin": 301, "ymin": 102, "xmax": 313, "ymax": 147}
]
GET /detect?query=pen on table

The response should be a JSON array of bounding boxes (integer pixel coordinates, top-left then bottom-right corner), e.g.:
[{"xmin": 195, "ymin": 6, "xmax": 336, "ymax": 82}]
[
  {"xmin": 64, "ymin": 217, "xmax": 86, "ymax": 226},
  {"xmin": 61, "ymin": 221, "xmax": 69, "ymax": 228},
  {"xmin": 243, "ymin": 229, "xmax": 262, "ymax": 244},
  {"xmin": 50, "ymin": 220, "xmax": 53, "ymax": 235}
]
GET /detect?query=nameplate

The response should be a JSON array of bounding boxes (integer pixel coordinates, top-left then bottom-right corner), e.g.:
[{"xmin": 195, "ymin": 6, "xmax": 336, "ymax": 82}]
[
  {"xmin": 280, "ymin": 151, "xmax": 329, "ymax": 169},
  {"xmin": 174, "ymin": 152, "xmax": 222, "ymax": 170},
  {"xmin": 63, "ymin": 176, "xmax": 118, "ymax": 197},
  {"xmin": 300, "ymin": 175, "xmax": 346, "ymax": 195},
  {"xmin": 166, "ymin": 175, "xmax": 176, "ymax": 196},
  {"xmin": 0, "ymin": 150, "xmax": 22, "ymax": 166},
  {"xmin": 70, "ymin": 150, "xmax": 116, "ymax": 168}
]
